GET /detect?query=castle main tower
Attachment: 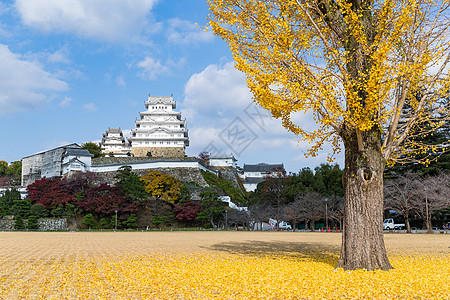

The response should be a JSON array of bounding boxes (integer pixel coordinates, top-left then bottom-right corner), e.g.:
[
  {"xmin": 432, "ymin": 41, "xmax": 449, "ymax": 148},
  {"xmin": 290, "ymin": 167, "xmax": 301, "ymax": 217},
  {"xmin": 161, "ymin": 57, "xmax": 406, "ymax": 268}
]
[{"xmin": 128, "ymin": 94, "xmax": 189, "ymax": 157}]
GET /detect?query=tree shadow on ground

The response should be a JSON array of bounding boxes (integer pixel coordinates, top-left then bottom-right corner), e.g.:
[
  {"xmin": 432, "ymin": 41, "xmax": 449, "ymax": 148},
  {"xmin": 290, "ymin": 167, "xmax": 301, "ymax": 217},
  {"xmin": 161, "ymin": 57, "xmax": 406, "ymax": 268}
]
[{"xmin": 202, "ymin": 241, "xmax": 340, "ymax": 267}]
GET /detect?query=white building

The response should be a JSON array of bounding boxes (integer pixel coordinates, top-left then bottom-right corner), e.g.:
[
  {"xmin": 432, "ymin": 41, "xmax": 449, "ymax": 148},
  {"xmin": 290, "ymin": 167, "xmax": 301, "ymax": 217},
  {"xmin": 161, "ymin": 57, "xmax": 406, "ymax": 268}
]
[
  {"xmin": 241, "ymin": 163, "xmax": 284, "ymax": 192},
  {"xmin": 209, "ymin": 154, "xmax": 237, "ymax": 168},
  {"xmin": 128, "ymin": 94, "xmax": 189, "ymax": 157},
  {"xmin": 100, "ymin": 128, "xmax": 131, "ymax": 157},
  {"xmin": 21, "ymin": 144, "xmax": 93, "ymax": 186}
]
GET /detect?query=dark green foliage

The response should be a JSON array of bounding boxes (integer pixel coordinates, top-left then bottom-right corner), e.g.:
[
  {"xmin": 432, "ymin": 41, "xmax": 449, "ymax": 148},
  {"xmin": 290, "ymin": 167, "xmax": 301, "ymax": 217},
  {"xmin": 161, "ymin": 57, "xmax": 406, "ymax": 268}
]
[
  {"xmin": 196, "ymin": 190, "xmax": 225, "ymax": 228},
  {"xmin": 81, "ymin": 142, "xmax": 104, "ymax": 158},
  {"xmin": 98, "ymin": 217, "xmax": 111, "ymax": 229},
  {"xmin": 82, "ymin": 213, "xmax": 96, "ymax": 229},
  {"xmin": 30, "ymin": 203, "xmax": 49, "ymax": 218},
  {"xmin": 14, "ymin": 215, "xmax": 24, "ymax": 230},
  {"xmin": 200, "ymin": 170, "xmax": 246, "ymax": 204},
  {"xmin": 284, "ymin": 164, "xmax": 343, "ymax": 202},
  {"xmin": 152, "ymin": 215, "xmax": 167, "ymax": 228},
  {"xmin": 123, "ymin": 214, "xmax": 138, "ymax": 228},
  {"xmin": 0, "ymin": 161, "xmax": 21, "ymax": 186},
  {"xmin": 11, "ymin": 198, "xmax": 31, "ymax": 218},
  {"xmin": 50, "ymin": 205, "xmax": 65, "ymax": 217},
  {"xmin": 0, "ymin": 188, "xmax": 21, "ymax": 216},
  {"xmin": 27, "ymin": 215, "xmax": 39, "ymax": 230},
  {"xmin": 385, "ymin": 95, "xmax": 450, "ymax": 178},
  {"xmin": 114, "ymin": 166, "xmax": 148, "ymax": 202},
  {"xmin": 147, "ymin": 200, "xmax": 175, "ymax": 229},
  {"xmin": 64, "ymin": 203, "xmax": 77, "ymax": 218}
]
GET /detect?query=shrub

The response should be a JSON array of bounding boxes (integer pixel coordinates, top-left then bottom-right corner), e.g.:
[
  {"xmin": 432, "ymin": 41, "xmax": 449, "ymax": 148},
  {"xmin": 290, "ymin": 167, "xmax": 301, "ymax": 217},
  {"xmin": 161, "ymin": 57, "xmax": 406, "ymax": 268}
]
[
  {"xmin": 14, "ymin": 215, "xmax": 24, "ymax": 230},
  {"xmin": 27, "ymin": 215, "xmax": 39, "ymax": 230}
]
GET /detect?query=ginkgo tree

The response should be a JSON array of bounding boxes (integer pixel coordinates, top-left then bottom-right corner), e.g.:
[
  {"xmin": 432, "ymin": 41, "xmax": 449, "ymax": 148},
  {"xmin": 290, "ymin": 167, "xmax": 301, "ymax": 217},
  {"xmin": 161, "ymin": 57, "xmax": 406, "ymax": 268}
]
[{"xmin": 208, "ymin": 0, "xmax": 450, "ymax": 270}]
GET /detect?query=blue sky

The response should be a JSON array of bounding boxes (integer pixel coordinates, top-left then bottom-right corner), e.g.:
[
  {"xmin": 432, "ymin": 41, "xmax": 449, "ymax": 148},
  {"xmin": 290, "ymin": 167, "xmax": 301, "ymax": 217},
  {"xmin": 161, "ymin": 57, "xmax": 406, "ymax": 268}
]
[{"xmin": 0, "ymin": 0, "xmax": 343, "ymax": 172}]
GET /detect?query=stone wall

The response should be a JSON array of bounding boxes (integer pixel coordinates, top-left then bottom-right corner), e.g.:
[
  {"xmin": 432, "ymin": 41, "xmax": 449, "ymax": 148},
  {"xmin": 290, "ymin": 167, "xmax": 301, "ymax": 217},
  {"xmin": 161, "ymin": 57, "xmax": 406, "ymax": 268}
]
[
  {"xmin": 96, "ymin": 167, "xmax": 209, "ymax": 187},
  {"xmin": 92, "ymin": 156, "xmax": 196, "ymax": 165},
  {"xmin": 0, "ymin": 218, "xmax": 69, "ymax": 231},
  {"xmin": 0, "ymin": 219, "xmax": 14, "ymax": 231},
  {"xmin": 131, "ymin": 147, "xmax": 185, "ymax": 158},
  {"xmin": 210, "ymin": 166, "xmax": 245, "ymax": 191}
]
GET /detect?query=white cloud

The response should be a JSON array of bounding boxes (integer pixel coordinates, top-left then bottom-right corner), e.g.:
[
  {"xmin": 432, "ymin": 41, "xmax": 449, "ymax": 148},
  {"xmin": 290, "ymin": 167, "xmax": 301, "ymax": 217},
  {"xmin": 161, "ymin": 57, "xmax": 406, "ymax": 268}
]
[
  {"xmin": 182, "ymin": 62, "xmax": 252, "ymax": 119},
  {"xmin": 83, "ymin": 102, "xmax": 97, "ymax": 111},
  {"xmin": 116, "ymin": 75, "xmax": 126, "ymax": 87},
  {"xmin": 167, "ymin": 18, "xmax": 213, "ymax": 45},
  {"xmin": 0, "ymin": 44, "xmax": 68, "ymax": 115},
  {"xmin": 15, "ymin": 0, "xmax": 158, "ymax": 42},
  {"xmin": 58, "ymin": 96, "xmax": 72, "ymax": 107},
  {"xmin": 137, "ymin": 56, "xmax": 168, "ymax": 79},
  {"xmin": 181, "ymin": 62, "xmax": 303, "ymax": 160},
  {"xmin": 47, "ymin": 47, "xmax": 70, "ymax": 64}
]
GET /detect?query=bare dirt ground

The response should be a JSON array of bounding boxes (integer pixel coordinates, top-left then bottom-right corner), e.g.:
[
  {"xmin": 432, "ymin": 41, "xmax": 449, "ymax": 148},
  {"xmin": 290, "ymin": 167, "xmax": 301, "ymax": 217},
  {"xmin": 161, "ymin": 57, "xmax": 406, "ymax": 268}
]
[{"xmin": 0, "ymin": 231, "xmax": 448, "ymax": 260}]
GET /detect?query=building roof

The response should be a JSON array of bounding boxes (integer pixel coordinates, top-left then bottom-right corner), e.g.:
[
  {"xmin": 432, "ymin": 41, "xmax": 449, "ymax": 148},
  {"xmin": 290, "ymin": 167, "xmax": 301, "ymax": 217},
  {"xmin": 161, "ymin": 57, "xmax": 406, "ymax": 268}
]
[
  {"xmin": 209, "ymin": 154, "xmax": 237, "ymax": 162},
  {"xmin": 22, "ymin": 143, "xmax": 81, "ymax": 159},
  {"xmin": 243, "ymin": 163, "xmax": 284, "ymax": 173},
  {"xmin": 243, "ymin": 177, "xmax": 265, "ymax": 184},
  {"xmin": 64, "ymin": 148, "xmax": 94, "ymax": 157},
  {"xmin": 106, "ymin": 128, "xmax": 122, "ymax": 133}
]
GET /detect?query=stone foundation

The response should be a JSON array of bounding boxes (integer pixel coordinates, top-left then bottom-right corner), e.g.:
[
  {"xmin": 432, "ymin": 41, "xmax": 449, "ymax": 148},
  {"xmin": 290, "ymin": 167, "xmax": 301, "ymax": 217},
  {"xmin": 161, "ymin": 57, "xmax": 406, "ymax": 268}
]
[
  {"xmin": 0, "ymin": 218, "xmax": 69, "ymax": 231},
  {"xmin": 96, "ymin": 167, "xmax": 209, "ymax": 187},
  {"xmin": 131, "ymin": 147, "xmax": 185, "ymax": 158}
]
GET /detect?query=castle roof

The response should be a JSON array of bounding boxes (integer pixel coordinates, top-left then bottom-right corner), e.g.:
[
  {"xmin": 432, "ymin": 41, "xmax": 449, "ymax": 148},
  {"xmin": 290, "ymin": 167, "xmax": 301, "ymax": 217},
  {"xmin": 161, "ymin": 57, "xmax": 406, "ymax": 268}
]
[{"xmin": 243, "ymin": 163, "xmax": 284, "ymax": 173}]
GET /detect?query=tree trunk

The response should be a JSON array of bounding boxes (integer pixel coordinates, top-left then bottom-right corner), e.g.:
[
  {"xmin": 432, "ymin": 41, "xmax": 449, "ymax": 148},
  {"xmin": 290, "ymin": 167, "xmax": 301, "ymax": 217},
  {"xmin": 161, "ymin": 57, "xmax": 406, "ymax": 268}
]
[
  {"xmin": 406, "ymin": 217, "xmax": 411, "ymax": 233},
  {"xmin": 427, "ymin": 218, "xmax": 433, "ymax": 234},
  {"xmin": 337, "ymin": 128, "xmax": 393, "ymax": 271}
]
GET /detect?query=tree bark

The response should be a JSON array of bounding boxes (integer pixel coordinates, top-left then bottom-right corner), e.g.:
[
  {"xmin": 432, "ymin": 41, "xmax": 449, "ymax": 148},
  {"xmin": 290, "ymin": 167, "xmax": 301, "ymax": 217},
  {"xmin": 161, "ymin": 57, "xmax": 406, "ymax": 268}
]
[
  {"xmin": 337, "ymin": 128, "xmax": 393, "ymax": 271},
  {"xmin": 406, "ymin": 217, "xmax": 411, "ymax": 233}
]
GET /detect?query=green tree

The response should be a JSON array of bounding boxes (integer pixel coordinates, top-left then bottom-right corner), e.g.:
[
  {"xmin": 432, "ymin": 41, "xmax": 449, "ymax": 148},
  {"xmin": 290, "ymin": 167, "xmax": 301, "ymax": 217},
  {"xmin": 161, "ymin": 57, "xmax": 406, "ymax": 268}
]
[
  {"xmin": 11, "ymin": 198, "xmax": 31, "ymax": 218},
  {"xmin": 81, "ymin": 142, "xmax": 104, "ymax": 158},
  {"xmin": 98, "ymin": 217, "xmax": 111, "ymax": 229},
  {"xmin": 196, "ymin": 191, "xmax": 225, "ymax": 228},
  {"xmin": 27, "ymin": 215, "xmax": 39, "ymax": 230},
  {"xmin": 0, "ymin": 188, "xmax": 21, "ymax": 216},
  {"xmin": 14, "ymin": 215, "xmax": 25, "ymax": 230},
  {"xmin": 123, "ymin": 214, "xmax": 138, "ymax": 228},
  {"xmin": 30, "ymin": 203, "xmax": 49, "ymax": 218},
  {"xmin": 7, "ymin": 161, "xmax": 22, "ymax": 177},
  {"xmin": 200, "ymin": 170, "xmax": 246, "ymax": 205},
  {"xmin": 82, "ymin": 213, "xmax": 96, "ymax": 229},
  {"xmin": 0, "ymin": 161, "xmax": 8, "ymax": 176},
  {"xmin": 115, "ymin": 166, "xmax": 148, "ymax": 202},
  {"xmin": 50, "ymin": 205, "xmax": 65, "ymax": 217}
]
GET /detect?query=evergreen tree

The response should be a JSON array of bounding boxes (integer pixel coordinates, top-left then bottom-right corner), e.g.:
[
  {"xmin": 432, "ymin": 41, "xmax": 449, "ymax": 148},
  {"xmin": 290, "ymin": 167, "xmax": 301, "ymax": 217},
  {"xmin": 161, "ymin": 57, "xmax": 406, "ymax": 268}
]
[
  {"xmin": 27, "ymin": 215, "xmax": 39, "ymax": 230},
  {"xmin": 123, "ymin": 214, "xmax": 138, "ymax": 228},
  {"xmin": 50, "ymin": 205, "xmax": 65, "ymax": 217},
  {"xmin": 14, "ymin": 215, "xmax": 24, "ymax": 230},
  {"xmin": 82, "ymin": 213, "xmax": 96, "ymax": 229},
  {"xmin": 0, "ymin": 188, "xmax": 21, "ymax": 216},
  {"xmin": 30, "ymin": 203, "xmax": 49, "ymax": 218},
  {"xmin": 196, "ymin": 191, "xmax": 224, "ymax": 228},
  {"xmin": 11, "ymin": 198, "xmax": 31, "ymax": 218},
  {"xmin": 114, "ymin": 166, "xmax": 148, "ymax": 202},
  {"xmin": 81, "ymin": 142, "xmax": 104, "ymax": 158}
]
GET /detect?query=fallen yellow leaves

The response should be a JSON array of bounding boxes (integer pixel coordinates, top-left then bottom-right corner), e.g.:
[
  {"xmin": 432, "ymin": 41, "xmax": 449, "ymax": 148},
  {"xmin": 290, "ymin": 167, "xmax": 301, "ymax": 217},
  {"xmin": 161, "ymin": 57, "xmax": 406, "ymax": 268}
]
[{"xmin": 1, "ymin": 251, "xmax": 448, "ymax": 299}]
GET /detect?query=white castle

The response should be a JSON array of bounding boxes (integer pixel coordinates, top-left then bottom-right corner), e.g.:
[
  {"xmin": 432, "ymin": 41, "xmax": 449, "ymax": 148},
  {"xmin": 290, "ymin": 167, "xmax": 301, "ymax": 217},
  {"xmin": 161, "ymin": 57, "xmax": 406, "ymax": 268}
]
[
  {"xmin": 100, "ymin": 94, "xmax": 189, "ymax": 158},
  {"xmin": 101, "ymin": 128, "xmax": 131, "ymax": 157}
]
